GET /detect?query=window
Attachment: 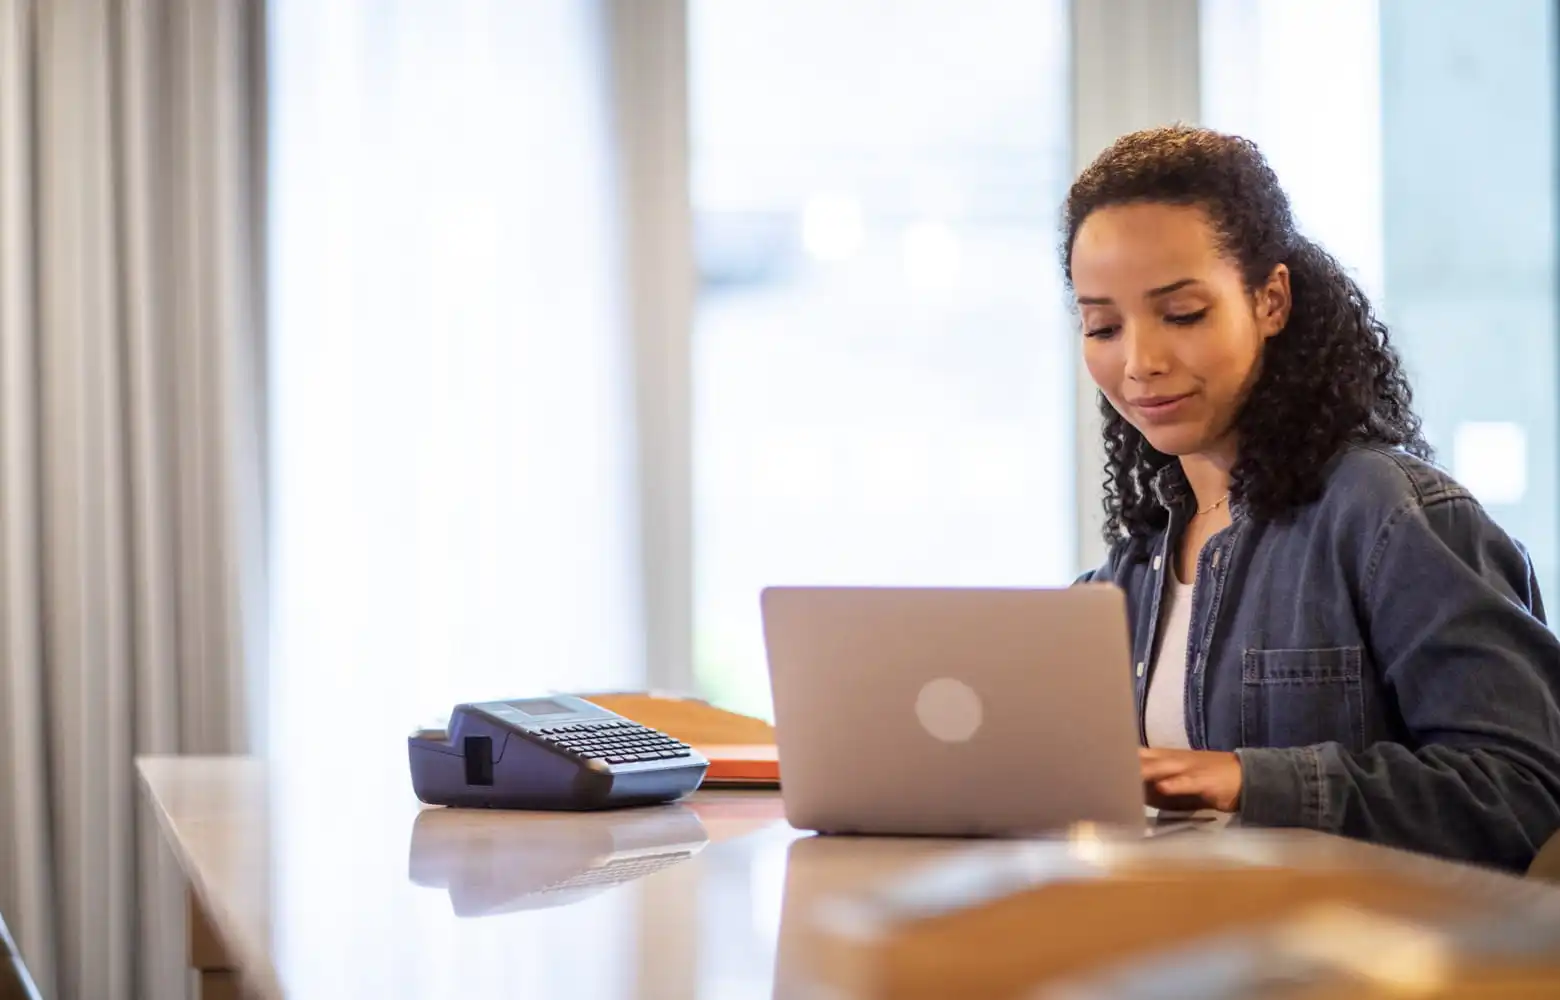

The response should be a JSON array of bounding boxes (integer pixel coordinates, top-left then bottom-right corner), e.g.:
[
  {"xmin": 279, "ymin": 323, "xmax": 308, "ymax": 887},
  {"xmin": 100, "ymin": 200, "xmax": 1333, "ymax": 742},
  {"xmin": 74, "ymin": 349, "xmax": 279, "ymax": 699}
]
[
  {"xmin": 688, "ymin": 0, "xmax": 1076, "ymax": 719},
  {"xmin": 268, "ymin": 2, "xmax": 643, "ymax": 990},
  {"xmin": 269, "ymin": 0, "xmax": 645, "ymax": 752},
  {"xmin": 1202, "ymin": 0, "xmax": 1559, "ymax": 601}
]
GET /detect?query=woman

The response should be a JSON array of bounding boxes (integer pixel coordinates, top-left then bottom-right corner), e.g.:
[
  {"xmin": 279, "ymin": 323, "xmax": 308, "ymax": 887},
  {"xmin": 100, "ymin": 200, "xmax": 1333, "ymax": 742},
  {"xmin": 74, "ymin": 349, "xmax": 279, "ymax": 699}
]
[{"xmin": 1070, "ymin": 125, "xmax": 1560, "ymax": 872}]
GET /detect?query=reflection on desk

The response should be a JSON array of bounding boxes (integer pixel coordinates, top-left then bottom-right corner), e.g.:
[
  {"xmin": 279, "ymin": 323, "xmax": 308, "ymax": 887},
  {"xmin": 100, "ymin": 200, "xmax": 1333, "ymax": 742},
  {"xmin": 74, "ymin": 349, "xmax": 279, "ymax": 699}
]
[{"xmin": 407, "ymin": 805, "xmax": 711, "ymax": 916}]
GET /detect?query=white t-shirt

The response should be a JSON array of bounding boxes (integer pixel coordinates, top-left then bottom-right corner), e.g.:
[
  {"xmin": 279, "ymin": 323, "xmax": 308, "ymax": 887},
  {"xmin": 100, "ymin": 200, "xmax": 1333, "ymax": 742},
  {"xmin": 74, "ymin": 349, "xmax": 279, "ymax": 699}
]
[{"xmin": 1144, "ymin": 570, "xmax": 1194, "ymax": 749}]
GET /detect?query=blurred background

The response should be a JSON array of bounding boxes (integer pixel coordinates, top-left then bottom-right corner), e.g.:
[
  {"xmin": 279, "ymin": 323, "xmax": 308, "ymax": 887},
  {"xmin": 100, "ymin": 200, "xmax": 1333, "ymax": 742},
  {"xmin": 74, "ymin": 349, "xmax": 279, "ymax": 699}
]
[
  {"xmin": 271, "ymin": 0, "xmax": 1557, "ymax": 736},
  {"xmin": 1, "ymin": 1, "xmax": 1557, "ymax": 996}
]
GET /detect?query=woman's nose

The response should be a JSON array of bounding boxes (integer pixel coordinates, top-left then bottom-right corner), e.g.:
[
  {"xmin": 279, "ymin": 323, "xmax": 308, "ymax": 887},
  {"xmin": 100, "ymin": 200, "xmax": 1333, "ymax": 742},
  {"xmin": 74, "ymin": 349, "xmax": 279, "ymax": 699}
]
[{"xmin": 1122, "ymin": 326, "xmax": 1171, "ymax": 381}]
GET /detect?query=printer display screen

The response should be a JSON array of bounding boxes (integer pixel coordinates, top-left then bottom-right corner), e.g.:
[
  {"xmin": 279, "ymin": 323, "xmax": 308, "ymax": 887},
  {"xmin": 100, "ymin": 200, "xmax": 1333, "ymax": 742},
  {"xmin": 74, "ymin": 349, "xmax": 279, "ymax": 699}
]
[{"xmin": 510, "ymin": 698, "xmax": 572, "ymax": 717}]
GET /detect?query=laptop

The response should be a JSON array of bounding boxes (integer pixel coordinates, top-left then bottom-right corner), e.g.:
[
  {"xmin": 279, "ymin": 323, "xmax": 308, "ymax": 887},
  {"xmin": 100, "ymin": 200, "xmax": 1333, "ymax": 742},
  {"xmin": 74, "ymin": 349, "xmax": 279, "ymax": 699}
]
[{"xmin": 760, "ymin": 584, "xmax": 1145, "ymax": 838}]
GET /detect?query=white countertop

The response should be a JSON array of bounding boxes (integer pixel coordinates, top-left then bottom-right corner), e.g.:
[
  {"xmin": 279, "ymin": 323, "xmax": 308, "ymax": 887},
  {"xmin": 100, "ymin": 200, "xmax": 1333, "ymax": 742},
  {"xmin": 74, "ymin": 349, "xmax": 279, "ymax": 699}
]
[
  {"xmin": 137, "ymin": 754, "xmax": 988, "ymax": 1000},
  {"xmin": 140, "ymin": 754, "xmax": 1546, "ymax": 999}
]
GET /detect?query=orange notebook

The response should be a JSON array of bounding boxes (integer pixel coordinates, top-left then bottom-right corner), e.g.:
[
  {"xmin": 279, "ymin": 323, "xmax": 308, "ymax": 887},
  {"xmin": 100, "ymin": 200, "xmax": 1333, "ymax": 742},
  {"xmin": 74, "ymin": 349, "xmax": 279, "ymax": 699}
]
[{"xmin": 694, "ymin": 743, "xmax": 780, "ymax": 788}]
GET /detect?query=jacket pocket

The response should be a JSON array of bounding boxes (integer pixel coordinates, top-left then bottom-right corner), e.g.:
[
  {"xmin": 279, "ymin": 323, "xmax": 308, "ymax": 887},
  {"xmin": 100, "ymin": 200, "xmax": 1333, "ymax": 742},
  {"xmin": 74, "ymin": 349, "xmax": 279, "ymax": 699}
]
[{"xmin": 1240, "ymin": 646, "xmax": 1366, "ymax": 752}]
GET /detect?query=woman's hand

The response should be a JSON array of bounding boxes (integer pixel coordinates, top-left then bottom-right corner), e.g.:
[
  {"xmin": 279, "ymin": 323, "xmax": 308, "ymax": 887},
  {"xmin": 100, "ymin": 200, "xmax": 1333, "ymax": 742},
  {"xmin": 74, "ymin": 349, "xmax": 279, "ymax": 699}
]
[{"xmin": 1139, "ymin": 748, "xmax": 1243, "ymax": 813}]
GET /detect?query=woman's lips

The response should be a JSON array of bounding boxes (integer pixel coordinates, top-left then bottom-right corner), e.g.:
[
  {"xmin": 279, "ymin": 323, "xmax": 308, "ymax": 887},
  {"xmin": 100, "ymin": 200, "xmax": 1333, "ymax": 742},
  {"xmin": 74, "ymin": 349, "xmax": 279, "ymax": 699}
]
[{"xmin": 1130, "ymin": 392, "xmax": 1195, "ymax": 423}]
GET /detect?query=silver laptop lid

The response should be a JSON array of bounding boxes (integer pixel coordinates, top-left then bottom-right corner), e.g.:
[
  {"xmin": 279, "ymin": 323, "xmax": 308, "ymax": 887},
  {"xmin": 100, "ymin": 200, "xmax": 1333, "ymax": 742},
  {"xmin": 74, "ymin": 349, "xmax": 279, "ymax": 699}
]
[{"xmin": 761, "ymin": 585, "xmax": 1144, "ymax": 837}]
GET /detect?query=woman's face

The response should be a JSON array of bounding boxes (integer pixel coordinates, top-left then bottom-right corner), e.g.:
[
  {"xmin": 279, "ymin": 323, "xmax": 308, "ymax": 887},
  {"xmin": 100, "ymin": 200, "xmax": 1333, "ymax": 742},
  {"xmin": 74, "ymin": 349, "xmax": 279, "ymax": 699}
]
[{"xmin": 1071, "ymin": 202, "xmax": 1289, "ymax": 459}]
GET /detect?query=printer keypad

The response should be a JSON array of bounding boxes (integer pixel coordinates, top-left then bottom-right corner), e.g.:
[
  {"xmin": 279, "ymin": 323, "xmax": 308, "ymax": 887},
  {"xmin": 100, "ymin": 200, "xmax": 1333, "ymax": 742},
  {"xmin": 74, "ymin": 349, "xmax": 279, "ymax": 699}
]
[{"xmin": 535, "ymin": 720, "xmax": 691, "ymax": 766}]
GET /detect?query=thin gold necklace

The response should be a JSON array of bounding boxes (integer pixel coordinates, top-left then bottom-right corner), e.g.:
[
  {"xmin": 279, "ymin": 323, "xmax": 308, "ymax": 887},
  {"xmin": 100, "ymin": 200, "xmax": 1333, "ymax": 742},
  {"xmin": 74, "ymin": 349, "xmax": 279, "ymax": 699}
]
[{"xmin": 1197, "ymin": 493, "xmax": 1231, "ymax": 516}]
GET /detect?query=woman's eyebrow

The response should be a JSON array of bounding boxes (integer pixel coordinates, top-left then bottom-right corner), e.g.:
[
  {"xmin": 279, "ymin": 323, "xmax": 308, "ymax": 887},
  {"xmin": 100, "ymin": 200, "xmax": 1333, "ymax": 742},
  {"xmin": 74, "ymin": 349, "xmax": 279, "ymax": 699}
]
[
  {"xmin": 1145, "ymin": 277, "xmax": 1198, "ymax": 298},
  {"xmin": 1076, "ymin": 277, "xmax": 1199, "ymax": 307}
]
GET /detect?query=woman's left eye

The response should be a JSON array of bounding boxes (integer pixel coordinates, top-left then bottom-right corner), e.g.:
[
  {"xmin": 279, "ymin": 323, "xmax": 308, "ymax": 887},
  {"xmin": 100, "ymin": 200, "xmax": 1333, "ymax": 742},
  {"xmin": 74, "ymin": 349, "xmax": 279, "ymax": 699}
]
[{"xmin": 1165, "ymin": 309, "xmax": 1208, "ymax": 326}]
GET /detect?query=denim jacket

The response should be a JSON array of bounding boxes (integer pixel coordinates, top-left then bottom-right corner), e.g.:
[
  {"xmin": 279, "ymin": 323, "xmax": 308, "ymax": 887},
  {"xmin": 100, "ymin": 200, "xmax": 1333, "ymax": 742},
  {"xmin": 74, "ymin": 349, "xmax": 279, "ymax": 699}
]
[{"xmin": 1081, "ymin": 444, "xmax": 1560, "ymax": 872}]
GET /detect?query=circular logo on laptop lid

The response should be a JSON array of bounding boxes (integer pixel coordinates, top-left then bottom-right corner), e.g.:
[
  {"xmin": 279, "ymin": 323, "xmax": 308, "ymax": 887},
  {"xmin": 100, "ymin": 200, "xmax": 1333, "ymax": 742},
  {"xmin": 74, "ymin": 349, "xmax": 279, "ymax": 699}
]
[{"xmin": 915, "ymin": 677, "xmax": 983, "ymax": 743}]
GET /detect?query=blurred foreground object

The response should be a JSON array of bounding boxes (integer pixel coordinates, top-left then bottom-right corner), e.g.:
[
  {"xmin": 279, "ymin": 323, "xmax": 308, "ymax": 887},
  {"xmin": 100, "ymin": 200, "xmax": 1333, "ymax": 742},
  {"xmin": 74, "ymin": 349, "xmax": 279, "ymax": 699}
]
[
  {"xmin": 1045, "ymin": 900, "xmax": 1560, "ymax": 1000},
  {"xmin": 801, "ymin": 827, "xmax": 1560, "ymax": 1000}
]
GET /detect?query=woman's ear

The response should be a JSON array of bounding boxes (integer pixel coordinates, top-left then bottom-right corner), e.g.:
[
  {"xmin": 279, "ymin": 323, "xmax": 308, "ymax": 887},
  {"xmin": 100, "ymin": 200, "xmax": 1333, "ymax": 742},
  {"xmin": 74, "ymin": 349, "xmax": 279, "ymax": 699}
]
[{"xmin": 1258, "ymin": 263, "xmax": 1291, "ymax": 338}]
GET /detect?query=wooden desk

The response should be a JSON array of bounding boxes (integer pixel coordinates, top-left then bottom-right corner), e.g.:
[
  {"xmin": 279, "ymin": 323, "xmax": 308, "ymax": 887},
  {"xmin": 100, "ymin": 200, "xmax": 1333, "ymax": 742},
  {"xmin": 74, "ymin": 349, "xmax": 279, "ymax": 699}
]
[{"xmin": 136, "ymin": 755, "xmax": 1556, "ymax": 1000}]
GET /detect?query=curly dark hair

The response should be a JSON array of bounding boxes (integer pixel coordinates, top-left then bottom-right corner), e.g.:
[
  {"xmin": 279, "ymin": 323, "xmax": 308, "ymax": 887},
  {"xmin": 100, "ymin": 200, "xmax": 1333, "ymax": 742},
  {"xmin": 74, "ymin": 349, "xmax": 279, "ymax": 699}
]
[{"xmin": 1062, "ymin": 125, "xmax": 1431, "ymax": 542}]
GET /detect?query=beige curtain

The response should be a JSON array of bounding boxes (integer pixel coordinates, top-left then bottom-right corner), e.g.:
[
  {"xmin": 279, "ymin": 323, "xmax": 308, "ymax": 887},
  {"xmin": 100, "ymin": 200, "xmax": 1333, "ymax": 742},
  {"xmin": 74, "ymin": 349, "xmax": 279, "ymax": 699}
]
[{"xmin": 0, "ymin": 1, "xmax": 267, "ymax": 998}]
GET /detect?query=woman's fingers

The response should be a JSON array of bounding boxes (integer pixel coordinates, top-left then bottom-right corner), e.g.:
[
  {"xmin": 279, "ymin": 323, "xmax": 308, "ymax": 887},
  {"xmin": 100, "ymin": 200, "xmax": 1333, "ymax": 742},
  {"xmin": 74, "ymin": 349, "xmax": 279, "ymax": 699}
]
[
  {"xmin": 1138, "ymin": 751, "xmax": 1192, "ymax": 781},
  {"xmin": 1153, "ymin": 774, "xmax": 1202, "ymax": 797},
  {"xmin": 1140, "ymin": 749, "xmax": 1243, "ymax": 813},
  {"xmin": 1142, "ymin": 753, "xmax": 1212, "ymax": 809},
  {"xmin": 1143, "ymin": 784, "xmax": 1207, "ymax": 812}
]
